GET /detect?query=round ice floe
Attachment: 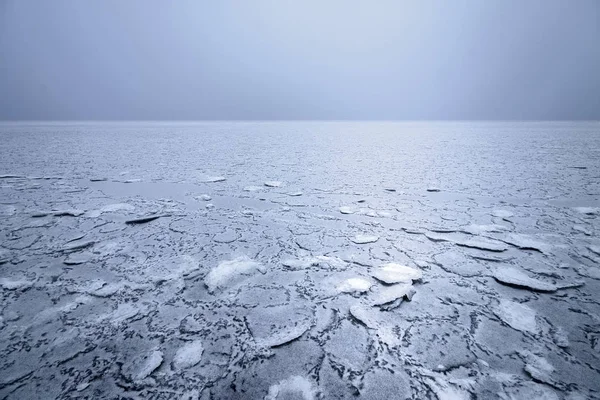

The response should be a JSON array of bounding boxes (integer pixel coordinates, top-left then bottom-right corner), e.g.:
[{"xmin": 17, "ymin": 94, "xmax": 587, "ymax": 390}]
[
  {"xmin": 336, "ymin": 277, "xmax": 372, "ymax": 294},
  {"xmin": 372, "ymin": 263, "xmax": 422, "ymax": 284},
  {"xmin": 172, "ymin": 340, "xmax": 204, "ymax": 370},
  {"xmin": 204, "ymin": 256, "xmax": 264, "ymax": 293}
]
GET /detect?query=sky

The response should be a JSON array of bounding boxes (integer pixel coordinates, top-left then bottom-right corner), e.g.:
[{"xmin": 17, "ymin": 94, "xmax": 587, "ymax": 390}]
[{"xmin": 0, "ymin": 0, "xmax": 598, "ymax": 120}]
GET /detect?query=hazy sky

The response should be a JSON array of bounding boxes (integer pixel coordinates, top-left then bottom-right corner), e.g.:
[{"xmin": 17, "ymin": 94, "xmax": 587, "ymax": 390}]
[{"xmin": 0, "ymin": 0, "xmax": 598, "ymax": 120}]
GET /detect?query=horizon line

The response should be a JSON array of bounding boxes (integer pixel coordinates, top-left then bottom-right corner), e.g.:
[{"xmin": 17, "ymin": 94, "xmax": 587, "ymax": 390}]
[{"xmin": 1, "ymin": 119, "xmax": 599, "ymax": 124}]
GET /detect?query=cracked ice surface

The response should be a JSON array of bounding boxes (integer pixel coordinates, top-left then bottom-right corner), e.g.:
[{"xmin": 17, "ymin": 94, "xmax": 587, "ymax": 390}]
[{"xmin": 1, "ymin": 121, "xmax": 600, "ymax": 399}]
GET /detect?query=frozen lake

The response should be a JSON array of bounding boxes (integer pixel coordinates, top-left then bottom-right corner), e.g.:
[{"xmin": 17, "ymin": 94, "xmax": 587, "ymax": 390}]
[{"xmin": 1, "ymin": 121, "xmax": 599, "ymax": 399}]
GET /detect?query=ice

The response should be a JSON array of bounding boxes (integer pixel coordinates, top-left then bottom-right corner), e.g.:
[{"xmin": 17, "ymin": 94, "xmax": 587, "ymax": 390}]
[
  {"xmin": 264, "ymin": 180, "xmax": 282, "ymax": 187},
  {"xmin": 257, "ymin": 322, "xmax": 311, "ymax": 348},
  {"xmin": 0, "ymin": 277, "xmax": 34, "ymax": 291},
  {"xmin": 204, "ymin": 256, "xmax": 263, "ymax": 293},
  {"xmin": 204, "ymin": 176, "xmax": 226, "ymax": 183},
  {"xmin": 588, "ymin": 245, "xmax": 600, "ymax": 256},
  {"xmin": 494, "ymin": 299, "xmax": 538, "ymax": 333},
  {"xmin": 350, "ymin": 234, "xmax": 379, "ymax": 244},
  {"xmin": 422, "ymin": 374, "xmax": 473, "ymax": 400},
  {"xmin": 372, "ymin": 263, "xmax": 422, "ymax": 284},
  {"xmin": 493, "ymin": 267, "xmax": 558, "ymax": 292},
  {"xmin": 500, "ymin": 381, "xmax": 559, "ymax": 400},
  {"xmin": 455, "ymin": 238, "xmax": 508, "ymax": 252},
  {"xmin": 125, "ymin": 214, "xmax": 166, "ymax": 224},
  {"xmin": 121, "ymin": 348, "xmax": 164, "ymax": 381},
  {"xmin": 2, "ymin": 122, "xmax": 600, "ymax": 398},
  {"xmin": 502, "ymin": 233, "xmax": 551, "ymax": 253},
  {"xmin": 492, "ymin": 210, "xmax": 514, "ymax": 218},
  {"xmin": 519, "ymin": 350, "xmax": 555, "ymax": 384},
  {"xmin": 552, "ymin": 327, "xmax": 569, "ymax": 348},
  {"xmin": 339, "ymin": 206, "xmax": 356, "ymax": 214},
  {"xmin": 265, "ymin": 375, "xmax": 316, "ymax": 400},
  {"xmin": 100, "ymin": 203, "xmax": 135, "ymax": 213},
  {"xmin": 281, "ymin": 258, "xmax": 318, "ymax": 270},
  {"xmin": 172, "ymin": 340, "xmax": 204, "ymax": 370},
  {"xmin": 573, "ymin": 207, "xmax": 599, "ymax": 215},
  {"xmin": 61, "ymin": 240, "xmax": 95, "ymax": 252},
  {"xmin": 63, "ymin": 252, "xmax": 93, "ymax": 265},
  {"xmin": 371, "ymin": 283, "xmax": 416, "ymax": 309},
  {"xmin": 336, "ymin": 277, "xmax": 372, "ymax": 294}
]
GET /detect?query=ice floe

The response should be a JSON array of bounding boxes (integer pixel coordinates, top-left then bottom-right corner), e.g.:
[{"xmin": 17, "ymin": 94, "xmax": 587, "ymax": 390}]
[
  {"xmin": 172, "ymin": 340, "xmax": 204, "ymax": 370},
  {"xmin": 204, "ymin": 256, "xmax": 265, "ymax": 293},
  {"xmin": 372, "ymin": 263, "xmax": 422, "ymax": 284},
  {"xmin": 350, "ymin": 234, "xmax": 379, "ymax": 244},
  {"xmin": 336, "ymin": 277, "xmax": 372, "ymax": 294},
  {"xmin": 494, "ymin": 299, "xmax": 538, "ymax": 333}
]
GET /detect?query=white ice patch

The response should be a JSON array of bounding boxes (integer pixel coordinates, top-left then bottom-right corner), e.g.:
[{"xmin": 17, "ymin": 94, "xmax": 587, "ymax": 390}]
[
  {"xmin": 265, "ymin": 375, "xmax": 316, "ymax": 400},
  {"xmin": 204, "ymin": 176, "xmax": 226, "ymax": 183},
  {"xmin": 122, "ymin": 348, "xmax": 163, "ymax": 381},
  {"xmin": 350, "ymin": 234, "xmax": 379, "ymax": 244},
  {"xmin": 243, "ymin": 185, "xmax": 263, "ymax": 192},
  {"xmin": 339, "ymin": 206, "xmax": 356, "ymax": 214},
  {"xmin": 372, "ymin": 263, "xmax": 422, "ymax": 284},
  {"xmin": 172, "ymin": 340, "xmax": 204, "ymax": 370},
  {"xmin": 204, "ymin": 256, "xmax": 264, "ymax": 293},
  {"xmin": 264, "ymin": 181, "xmax": 282, "ymax": 187},
  {"xmin": 493, "ymin": 267, "xmax": 557, "ymax": 292},
  {"xmin": 371, "ymin": 283, "xmax": 416, "ymax": 308},
  {"xmin": 100, "ymin": 203, "xmax": 135, "ymax": 213},
  {"xmin": 519, "ymin": 350, "xmax": 555, "ymax": 384},
  {"xmin": 494, "ymin": 299, "xmax": 538, "ymax": 333},
  {"xmin": 336, "ymin": 277, "xmax": 372, "ymax": 294},
  {"xmin": 492, "ymin": 210, "xmax": 514, "ymax": 218},
  {"xmin": 573, "ymin": 207, "xmax": 599, "ymax": 215},
  {"xmin": 0, "ymin": 277, "xmax": 34, "ymax": 291}
]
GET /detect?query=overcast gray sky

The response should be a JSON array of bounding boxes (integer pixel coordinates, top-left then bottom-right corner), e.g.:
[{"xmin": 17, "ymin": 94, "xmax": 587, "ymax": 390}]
[{"xmin": 0, "ymin": 0, "xmax": 598, "ymax": 120}]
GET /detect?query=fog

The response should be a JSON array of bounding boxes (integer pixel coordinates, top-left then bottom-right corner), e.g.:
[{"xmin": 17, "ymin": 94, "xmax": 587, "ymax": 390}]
[{"xmin": 0, "ymin": 0, "xmax": 598, "ymax": 120}]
